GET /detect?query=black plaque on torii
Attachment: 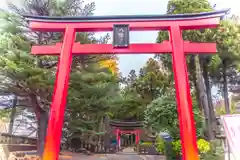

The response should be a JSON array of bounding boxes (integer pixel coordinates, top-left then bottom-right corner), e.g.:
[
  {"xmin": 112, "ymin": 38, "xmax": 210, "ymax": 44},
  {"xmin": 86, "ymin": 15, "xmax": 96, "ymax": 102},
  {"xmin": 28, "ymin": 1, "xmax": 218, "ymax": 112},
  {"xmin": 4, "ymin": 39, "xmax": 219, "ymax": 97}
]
[{"xmin": 113, "ymin": 24, "xmax": 130, "ymax": 48}]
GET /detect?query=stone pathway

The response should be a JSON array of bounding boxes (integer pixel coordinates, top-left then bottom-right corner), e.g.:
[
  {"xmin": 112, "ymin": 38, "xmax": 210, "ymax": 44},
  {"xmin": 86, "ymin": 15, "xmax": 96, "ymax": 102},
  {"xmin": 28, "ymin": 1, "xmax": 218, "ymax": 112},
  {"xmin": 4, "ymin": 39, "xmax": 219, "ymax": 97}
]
[
  {"xmin": 105, "ymin": 154, "xmax": 165, "ymax": 160},
  {"xmin": 4, "ymin": 148, "xmax": 165, "ymax": 160},
  {"xmin": 121, "ymin": 147, "xmax": 135, "ymax": 153},
  {"xmin": 61, "ymin": 154, "xmax": 165, "ymax": 160},
  {"xmin": 60, "ymin": 147, "xmax": 166, "ymax": 160}
]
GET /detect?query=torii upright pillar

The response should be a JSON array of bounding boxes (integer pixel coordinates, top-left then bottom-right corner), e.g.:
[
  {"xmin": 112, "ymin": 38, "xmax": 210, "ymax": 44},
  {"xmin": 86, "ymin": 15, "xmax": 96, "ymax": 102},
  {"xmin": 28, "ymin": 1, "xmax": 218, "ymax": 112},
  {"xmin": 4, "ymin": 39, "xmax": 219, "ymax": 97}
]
[{"xmin": 23, "ymin": 9, "xmax": 228, "ymax": 160}]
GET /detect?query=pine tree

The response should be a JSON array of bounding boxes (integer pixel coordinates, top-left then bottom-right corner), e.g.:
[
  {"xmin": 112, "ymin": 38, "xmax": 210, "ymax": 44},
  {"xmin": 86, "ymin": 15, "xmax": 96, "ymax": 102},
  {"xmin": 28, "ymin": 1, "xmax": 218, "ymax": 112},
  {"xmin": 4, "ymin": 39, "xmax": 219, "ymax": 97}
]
[
  {"xmin": 0, "ymin": 0, "xmax": 117, "ymax": 156},
  {"xmin": 0, "ymin": 32, "xmax": 53, "ymax": 154},
  {"xmin": 65, "ymin": 64, "xmax": 120, "ymax": 142}
]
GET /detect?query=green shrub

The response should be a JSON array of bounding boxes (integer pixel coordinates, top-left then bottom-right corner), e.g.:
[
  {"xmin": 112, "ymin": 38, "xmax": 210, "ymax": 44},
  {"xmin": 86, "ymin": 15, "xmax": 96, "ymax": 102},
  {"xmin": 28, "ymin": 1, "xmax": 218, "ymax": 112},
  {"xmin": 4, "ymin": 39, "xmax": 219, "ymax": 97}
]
[
  {"xmin": 168, "ymin": 139, "xmax": 224, "ymax": 159},
  {"xmin": 172, "ymin": 140, "xmax": 181, "ymax": 156},
  {"xmin": 144, "ymin": 93, "xmax": 203, "ymax": 140},
  {"xmin": 156, "ymin": 136, "xmax": 165, "ymax": 153},
  {"xmin": 200, "ymin": 140, "xmax": 224, "ymax": 160},
  {"xmin": 171, "ymin": 139, "xmax": 211, "ymax": 156}
]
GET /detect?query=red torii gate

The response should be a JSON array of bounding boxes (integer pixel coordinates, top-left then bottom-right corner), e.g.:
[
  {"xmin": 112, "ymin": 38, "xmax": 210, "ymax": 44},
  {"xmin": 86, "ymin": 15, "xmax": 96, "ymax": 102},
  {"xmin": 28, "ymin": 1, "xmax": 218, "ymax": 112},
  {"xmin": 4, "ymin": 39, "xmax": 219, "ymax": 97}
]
[
  {"xmin": 115, "ymin": 129, "xmax": 141, "ymax": 148},
  {"xmin": 109, "ymin": 120, "xmax": 143, "ymax": 149},
  {"xmin": 23, "ymin": 9, "xmax": 228, "ymax": 160}
]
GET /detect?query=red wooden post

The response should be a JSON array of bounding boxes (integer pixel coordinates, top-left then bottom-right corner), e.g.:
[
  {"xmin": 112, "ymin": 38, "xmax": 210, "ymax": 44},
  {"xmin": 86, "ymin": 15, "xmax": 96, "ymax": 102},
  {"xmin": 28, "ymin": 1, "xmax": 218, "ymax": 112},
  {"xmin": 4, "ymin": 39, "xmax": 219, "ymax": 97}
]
[
  {"xmin": 42, "ymin": 26, "xmax": 76, "ymax": 160},
  {"xmin": 170, "ymin": 24, "xmax": 199, "ymax": 160},
  {"xmin": 134, "ymin": 131, "xmax": 136, "ymax": 145},
  {"xmin": 135, "ymin": 130, "xmax": 139, "ymax": 145},
  {"xmin": 116, "ymin": 129, "xmax": 120, "ymax": 149}
]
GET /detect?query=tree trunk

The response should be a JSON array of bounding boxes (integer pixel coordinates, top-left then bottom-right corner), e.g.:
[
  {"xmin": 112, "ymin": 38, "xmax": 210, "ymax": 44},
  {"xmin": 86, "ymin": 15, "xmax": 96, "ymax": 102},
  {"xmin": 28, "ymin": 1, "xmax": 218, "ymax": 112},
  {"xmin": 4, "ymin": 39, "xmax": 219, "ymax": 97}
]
[
  {"xmin": 202, "ymin": 62, "xmax": 217, "ymax": 138},
  {"xmin": 8, "ymin": 95, "xmax": 17, "ymax": 134},
  {"xmin": 222, "ymin": 59, "xmax": 230, "ymax": 114},
  {"xmin": 193, "ymin": 79, "xmax": 203, "ymax": 111},
  {"xmin": 191, "ymin": 56, "xmax": 203, "ymax": 111},
  {"xmin": 195, "ymin": 56, "xmax": 215, "ymax": 140},
  {"xmin": 30, "ymin": 94, "xmax": 49, "ymax": 157},
  {"xmin": 103, "ymin": 115, "xmax": 110, "ymax": 151},
  {"xmin": 150, "ymin": 76, "xmax": 154, "ymax": 100},
  {"xmin": 37, "ymin": 111, "xmax": 49, "ymax": 156}
]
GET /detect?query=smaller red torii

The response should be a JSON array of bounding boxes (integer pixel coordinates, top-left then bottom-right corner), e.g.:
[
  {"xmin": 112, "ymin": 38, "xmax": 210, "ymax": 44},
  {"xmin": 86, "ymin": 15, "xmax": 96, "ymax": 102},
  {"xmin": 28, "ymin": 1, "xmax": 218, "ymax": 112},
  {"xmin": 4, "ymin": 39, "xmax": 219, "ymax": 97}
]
[
  {"xmin": 23, "ymin": 9, "xmax": 228, "ymax": 160},
  {"xmin": 110, "ymin": 120, "xmax": 143, "ymax": 149},
  {"xmin": 115, "ymin": 129, "xmax": 141, "ymax": 149}
]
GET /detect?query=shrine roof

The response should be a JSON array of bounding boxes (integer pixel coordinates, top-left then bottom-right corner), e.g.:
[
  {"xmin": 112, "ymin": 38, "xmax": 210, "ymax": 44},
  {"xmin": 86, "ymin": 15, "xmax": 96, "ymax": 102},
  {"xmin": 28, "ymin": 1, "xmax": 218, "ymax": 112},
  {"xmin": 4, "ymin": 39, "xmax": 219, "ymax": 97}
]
[
  {"xmin": 23, "ymin": 9, "xmax": 229, "ymax": 23},
  {"xmin": 109, "ymin": 120, "xmax": 143, "ymax": 128}
]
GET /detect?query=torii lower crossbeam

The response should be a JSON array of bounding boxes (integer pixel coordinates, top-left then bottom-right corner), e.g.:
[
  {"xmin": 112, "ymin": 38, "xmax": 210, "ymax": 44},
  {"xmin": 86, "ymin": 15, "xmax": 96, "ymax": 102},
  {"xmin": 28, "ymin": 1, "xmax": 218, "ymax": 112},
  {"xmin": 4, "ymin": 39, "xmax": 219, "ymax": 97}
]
[{"xmin": 24, "ymin": 9, "xmax": 228, "ymax": 160}]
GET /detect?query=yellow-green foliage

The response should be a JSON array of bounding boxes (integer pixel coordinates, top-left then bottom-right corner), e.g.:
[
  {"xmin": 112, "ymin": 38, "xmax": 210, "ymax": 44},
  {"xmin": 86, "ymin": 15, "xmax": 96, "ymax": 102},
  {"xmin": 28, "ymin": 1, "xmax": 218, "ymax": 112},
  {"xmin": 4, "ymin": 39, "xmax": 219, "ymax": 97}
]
[
  {"xmin": 172, "ymin": 140, "xmax": 182, "ymax": 155},
  {"xmin": 172, "ymin": 139, "xmax": 210, "ymax": 155},
  {"xmin": 155, "ymin": 136, "xmax": 165, "ymax": 153},
  {"xmin": 0, "ymin": 110, "xmax": 10, "ymax": 121},
  {"xmin": 140, "ymin": 141, "xmax": 153, "ymax": 147},
  {"xmin": 200, "ymin": 140, "xmax": 225, "ymax": 160},
  {"xmin": 197, "ymin": 139, "xmax": 210, "ymax": 154}
]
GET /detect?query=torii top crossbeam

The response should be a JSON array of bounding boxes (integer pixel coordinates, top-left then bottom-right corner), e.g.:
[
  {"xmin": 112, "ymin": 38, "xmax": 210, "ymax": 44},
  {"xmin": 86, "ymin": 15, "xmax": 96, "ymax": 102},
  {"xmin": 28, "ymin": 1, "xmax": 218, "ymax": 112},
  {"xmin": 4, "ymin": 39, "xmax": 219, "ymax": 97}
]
[
  {"xmin": 24, "ymin": 9, "xmax": 227, "ymax": 25},
  {"xmin": 23, "ymin": 9, "xmax": 229, "ymax": 160}
]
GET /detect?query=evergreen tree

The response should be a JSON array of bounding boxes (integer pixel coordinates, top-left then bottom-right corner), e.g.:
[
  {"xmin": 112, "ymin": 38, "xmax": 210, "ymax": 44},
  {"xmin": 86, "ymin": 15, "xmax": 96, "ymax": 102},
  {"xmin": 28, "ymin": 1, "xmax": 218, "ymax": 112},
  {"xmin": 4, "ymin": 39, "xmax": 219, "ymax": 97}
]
[
  {"xmin": 114, "ymin": 58, "xmax": 171, "ymax": 121},
  {"xmin": 156, "ymin": 0, "xmax": 240, "ymax": 140},
  {"xmin": 0, "ymin": 32, "xmax": 52, "ymax": 154},
  {"xmin": 0, "ymin": 0, "xmax": 116, "ymax": 156},
  {"xmin": 66, "ymin": 64, "xmax": 119, "ymax": 140}
]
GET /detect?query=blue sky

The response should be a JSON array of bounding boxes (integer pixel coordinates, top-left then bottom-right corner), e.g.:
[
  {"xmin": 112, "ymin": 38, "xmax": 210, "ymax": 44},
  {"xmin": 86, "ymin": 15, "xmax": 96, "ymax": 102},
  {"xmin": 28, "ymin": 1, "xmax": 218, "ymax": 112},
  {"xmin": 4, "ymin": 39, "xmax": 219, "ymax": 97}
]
[{"xmin": 90, "ymin": 0, "xmax": 240, "ymax": 76}]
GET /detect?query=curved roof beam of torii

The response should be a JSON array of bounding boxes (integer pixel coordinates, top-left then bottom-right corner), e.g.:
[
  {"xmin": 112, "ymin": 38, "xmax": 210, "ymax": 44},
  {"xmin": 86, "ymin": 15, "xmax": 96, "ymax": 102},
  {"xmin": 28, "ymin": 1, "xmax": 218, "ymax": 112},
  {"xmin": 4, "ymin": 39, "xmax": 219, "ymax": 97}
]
[
  {"xmin": 22, "ymin": 9, "xmax": 230, "ymax": 32},
  {"xmin": 22, "ymin": 9, "xmax": 230, "ymax": 23},
  {"xmin": 109, "ymin": 120, "xmax": 144, "ymax": 128}
]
